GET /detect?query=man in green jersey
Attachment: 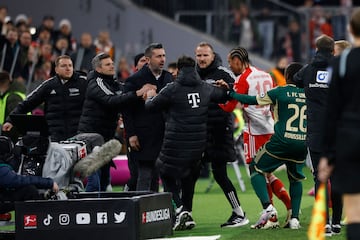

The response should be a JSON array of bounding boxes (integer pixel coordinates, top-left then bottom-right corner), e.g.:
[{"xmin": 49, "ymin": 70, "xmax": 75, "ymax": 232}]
[{"xmin": 223, "ymin": 62, "xmax": 306, "ymax": 229}]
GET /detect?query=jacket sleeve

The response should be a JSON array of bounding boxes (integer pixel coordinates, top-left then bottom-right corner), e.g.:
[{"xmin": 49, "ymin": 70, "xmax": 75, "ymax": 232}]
[
  {"xmin": 88, "ymin": 78, "xmax": 137, "ymax": 107},
  {"xmin": 0, "ymin": 165, "xmax": 53, "ymax": 189},
  {"xmin": 145, "ymin": 84, "xmax": 172, "ymax": 111},
  {"xmin": 293, "ymin": 65, "xmax": 307, "ymax": 88},
  {"xmin": 210, "ymin": 85, "xmax": 229, "ymax": 103},
  {"xmin": 122, "ymin": 76, "xmax": 139, "ymax": 138},
  {"xmin": 219, "ymin": 74, "xmax": 248, "ymax": 112},
  {"xmin": 6, "ymin": 81, "xmax": 49, "ymax": 123}
]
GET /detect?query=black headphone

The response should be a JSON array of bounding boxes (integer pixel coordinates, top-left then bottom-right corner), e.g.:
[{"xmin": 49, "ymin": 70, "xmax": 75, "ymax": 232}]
[{"xmin": 0, "ymin": 136, "xmax": 14, "ymax": 163}]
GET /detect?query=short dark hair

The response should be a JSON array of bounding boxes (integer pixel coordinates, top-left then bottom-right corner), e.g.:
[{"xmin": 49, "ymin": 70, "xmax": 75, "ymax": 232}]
[
  {"xmin": 92, "ymin": 52, "xmax": 111, "ymax": 69},
  {"xmin": 196, "ymin": 42, "xmax": 214, "ymax": 52},
  {"xmin": 315, "ymin": 34, "xmax": 334, "ymax": 53},
  {"xmin": 285, "ymin": 62, "xmax": 303, "ymax": 84},
  {"xmin": 144, "ymin": 43, "xmax": 163, "ymax": 57},
  {"xmin": 55, "ymin": 55, "xmax": 71, "ymax": 67},
  {"xmin": 0, "ymin": 71, "xmax": 10, "ymax": 84},
  {"xmin": 177, "ymin": 55, "xmax": 195, "ymax": 70},
  {"xmin": 350, "ymin": 8, "xmax": 360, "ymax": 37},
  {"xmin": 167, "ymin": 62, "xmax": 177, "ymax": 69}
]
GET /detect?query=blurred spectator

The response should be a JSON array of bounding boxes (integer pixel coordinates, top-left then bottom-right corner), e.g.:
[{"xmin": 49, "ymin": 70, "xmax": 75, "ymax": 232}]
[
  {"xmin": 268, "ymin": 55, "xmax": 288, "ymax": 87},
  {"xmin": 71, "ymin": 32, "xmax": 96, "ymax": 73},
  {"xmin": 14, "ymin": 14, "xmax": 29, "ymax": 33},
  {"xmin": 94, "ymin": 30, "xmax": 115, "ymax": 60},
  {"xmin": 238, "ymin": 3, "xmax": 259, "ymax": 52},
  {"xmin": 133, "ymin": 53, "xmax": 147, "ymax": 72},
  {"xmin": 309, "ymin": 6, "xmax": 333, "ymax": 54},
  {"xmin": 18, "ymin": 30, "xmax": 32, "ymax": 70},
  {"xmin": 229, "ymin": 7, "xmax": 242, "ymax": 44},
  {"xmin": 53, "ymin": 36, "xmax": 72, "ymax": 58},
  {"xmin": 0, "ymin": 6, "xmax": 8, "ymax": 35},
  {"xmin": 54, "ymin": 18, "xmax": 76, "ymax": 52},
  {"xmin": 0, "ymin": 71, "xmax": 25, "ymax": 142},
  {"xmin": 33, "ymin": 15, "xmax": 55, "ymax": 43},
  {"xmin": 257, "ymin": 7, "xmax": 275, "ymax": 59},
  {"xmin": 0, "ymin": 28, "xmax": 21, "ymax": 79},
  {"xmin": 19, "ymin": 45, "xmax": 38, "ymax": 86},
  {"xmin": 286, "ymin": 19, "xmax": 302, "ymax": 62},
  {"xmin": 167, "ymin": 61, "xmax": 178, "ymax": 80},
  {"xmin": 116, "ymin": 57, "xmax": 132, "ymax": 83},
  {"xmin": 36, "ymin": 28, "xmax": 52, "ymax": 45},
  {"xmin": 38, "ymin": 42, "xmax": 53, "ymax": 63},
  {"xmin": 334, "ymin": 39, "xmax": 351, "ymax": 56}
]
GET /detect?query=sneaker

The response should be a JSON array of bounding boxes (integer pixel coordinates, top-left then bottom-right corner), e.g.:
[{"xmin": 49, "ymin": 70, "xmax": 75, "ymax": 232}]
[
  {"xmin": 185, "ymin": 213, "xmax": 196, "ymax": 230},
  {"xmin": 221, "ymin": 212, "xmax": 249, "ymax": 228},
  {"xmin": 283, "ymin": 209, "xmax": 292, "ymax": 228},
  {"xmin": 251, "ymin": 205, "xmax": 279, "ymax": 229},
  {"xmin": 0, "ymin": 213, "xmax": 11, "ymax": 221},
  {"xmin": 325, "ymin": 224, "xmax": 332, "ymax": 237},
  {"xmin": 288, "ymin": 218, "xmax": 301, "ymax": 229},
  {"xmin": 331, "ymin": 224, "xmax": 341, "ymax": 235},
  {"xmin": 173, "ymin": 211, "xmax": 196, "ymax": 231}
]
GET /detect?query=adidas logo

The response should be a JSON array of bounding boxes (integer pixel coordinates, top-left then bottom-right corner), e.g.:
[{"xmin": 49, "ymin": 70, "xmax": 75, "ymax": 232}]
[{"xmin": 50, "ymin": 90, "xmax": 56, "ymax": 94}]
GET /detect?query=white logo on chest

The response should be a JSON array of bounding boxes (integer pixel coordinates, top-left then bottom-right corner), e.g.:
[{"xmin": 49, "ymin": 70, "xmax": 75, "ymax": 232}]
[{"xmin": 187, "ymin": 93, "xmax": 200, "ymax": 108}]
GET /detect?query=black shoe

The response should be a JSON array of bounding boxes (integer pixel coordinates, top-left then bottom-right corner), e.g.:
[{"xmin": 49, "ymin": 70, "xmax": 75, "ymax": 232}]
[
  {"xmin": 221, "ymin": 212, "xmax": 249, "ymax": 228},
  {"xmin": 331, "ymin": 224, "xmax": 341, "ymax": 235},
  {"xmin": 173, "ymin": 211, "xmax": 196, "ymax": 231}
]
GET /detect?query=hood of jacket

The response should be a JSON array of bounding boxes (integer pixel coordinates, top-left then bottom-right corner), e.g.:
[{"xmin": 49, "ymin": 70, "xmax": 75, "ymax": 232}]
[
  {"xmin": 176, "ymin": 67, "xmax": 201, "ymax": 87},
  {"xmin": 310, "ymin": 50, "xmax": 333, "ymax": 68}
]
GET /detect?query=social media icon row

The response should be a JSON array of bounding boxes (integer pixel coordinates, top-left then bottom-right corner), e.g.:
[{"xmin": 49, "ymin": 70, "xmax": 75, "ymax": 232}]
[{"xmin": 40, "ymin": 212, "xmax": 126, "ymax": 226}]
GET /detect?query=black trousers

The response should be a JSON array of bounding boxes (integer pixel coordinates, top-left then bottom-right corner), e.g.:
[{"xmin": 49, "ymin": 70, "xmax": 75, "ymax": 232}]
[
  {"xmin": 310, "ymin": 150, "xmax": 343, "ymax": 225},
  {"xmin": 136, "ymin": 160, "xmax": 159, "ymax": 192},
  {"xmin": 161, "ymin": 165, "xmax": 200, "ymax": 212}
]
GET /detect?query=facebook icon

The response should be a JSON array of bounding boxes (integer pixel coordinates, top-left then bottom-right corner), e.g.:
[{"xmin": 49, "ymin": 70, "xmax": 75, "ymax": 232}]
[{"xmin": 97, "ymin": 212, "xmax": 108, "ymax": 224}]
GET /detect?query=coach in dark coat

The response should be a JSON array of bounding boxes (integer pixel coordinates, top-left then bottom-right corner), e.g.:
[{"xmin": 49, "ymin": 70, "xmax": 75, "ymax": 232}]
[
  {"xmin": 123, "ymin": 43, "xmax": 172, "ymax": 191},
  {"xmin": 4, "ymin": 55, "xmax": 87, "ymax": 142},
  {"xmin": 145, "ymin": 55, "xmax": 228, "ymax": 219}
]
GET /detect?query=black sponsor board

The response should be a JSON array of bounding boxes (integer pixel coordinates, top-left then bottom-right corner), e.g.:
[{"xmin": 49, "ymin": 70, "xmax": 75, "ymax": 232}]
[{"xmin": 15, "ymin": 192, "xmax": 173, "ymax": 240}]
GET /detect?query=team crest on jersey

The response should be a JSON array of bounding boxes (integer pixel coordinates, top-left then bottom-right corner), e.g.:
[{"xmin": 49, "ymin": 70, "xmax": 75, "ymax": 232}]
[{"xmin": 316, "ymin": 70, "xmax": 330, "ymax": 84}]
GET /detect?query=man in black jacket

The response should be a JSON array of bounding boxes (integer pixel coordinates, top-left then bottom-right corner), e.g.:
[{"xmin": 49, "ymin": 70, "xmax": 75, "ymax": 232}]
[
  {"xmin": 194, "ymin": 42, "xmax": 248, "ymax": 228},
  {"xmin": 2, "ymin": 55, "xmax": 87, "ymax": 142},
  {"xmin": 78, "ymin": 52, "xmax": 152, "ymax": 192},
  {"xmin": 123, "ymin": 43, "xmax": 172, "ymax": 191},
  {"xmin": 293, "ymin": 34, "xmax": 342, "ymax": 236},
  {"xmin": 145, "ymin": 55, "xmax": 231, "ymax": 230}
]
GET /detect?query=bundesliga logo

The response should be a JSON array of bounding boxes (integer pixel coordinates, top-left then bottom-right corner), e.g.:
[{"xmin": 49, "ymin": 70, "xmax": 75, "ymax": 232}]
[
  {"xmin": 142, "ymin": 208, "xmax": 170, "ymax": 224},
  {"xmin": 24, "ymin": 215, "xmax": 37, "ymax": 229}
]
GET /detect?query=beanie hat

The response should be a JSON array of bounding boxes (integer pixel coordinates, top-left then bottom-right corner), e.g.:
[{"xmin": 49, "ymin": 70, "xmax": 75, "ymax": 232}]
[
  {"xmin": 134, "ymin": 53, "xmax": 145, "ymax": 67},
  {"xmin": 59, "ymin": 19, "xmax": 72, "ymax": 31}
]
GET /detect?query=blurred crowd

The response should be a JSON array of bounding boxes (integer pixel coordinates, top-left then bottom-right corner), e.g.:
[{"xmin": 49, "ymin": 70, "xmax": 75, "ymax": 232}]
[{"xmin": 0, "ymin": 5, "xmax": 137, "ymax": 94}]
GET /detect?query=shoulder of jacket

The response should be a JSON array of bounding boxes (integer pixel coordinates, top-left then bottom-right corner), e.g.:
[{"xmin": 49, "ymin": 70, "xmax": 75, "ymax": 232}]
[{"xmin": 217, "ymin": 66, "xmax": 236, "ymax": 79}]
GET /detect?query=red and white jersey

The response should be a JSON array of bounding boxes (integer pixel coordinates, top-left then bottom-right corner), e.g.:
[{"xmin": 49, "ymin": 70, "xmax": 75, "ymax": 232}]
[{"xmin": 221, "ymin": 66, "xmax": 274, "ymax": 135}]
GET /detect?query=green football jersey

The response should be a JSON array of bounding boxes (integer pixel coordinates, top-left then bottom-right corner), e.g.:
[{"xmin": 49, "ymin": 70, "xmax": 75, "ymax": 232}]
[{"xmin": 257, "ymin": 84, "xmax": 307, "ymax": 161}]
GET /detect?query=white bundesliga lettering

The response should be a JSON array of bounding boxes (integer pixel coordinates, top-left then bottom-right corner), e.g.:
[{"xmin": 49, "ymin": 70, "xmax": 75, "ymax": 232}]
[
  {"xmin": 187, "ymin": 93, "xmax": 200, "ymax": 108},
  {"xmin": 143, "ymin": 208, "xmax": 170, "ymax": 223}
]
